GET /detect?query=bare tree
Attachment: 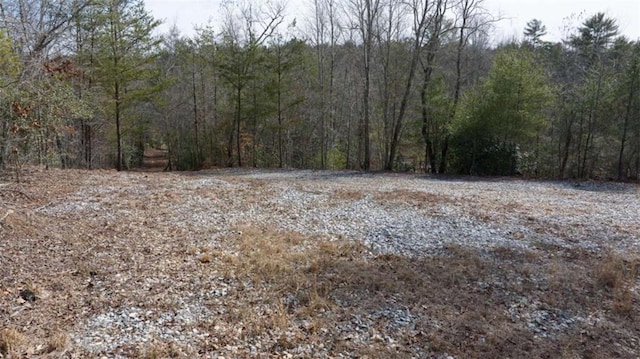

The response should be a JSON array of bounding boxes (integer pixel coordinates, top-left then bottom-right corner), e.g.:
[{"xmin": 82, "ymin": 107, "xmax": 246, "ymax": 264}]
[
  {"xmin": 309, "ymin": 0, "xmax": 342, "ymax": 169},
  {"xmin": 384, "ymin": 0, "xmax": 444, "ymax": 171},
  {"xmin": 348, "ymin": 0, "xmax": 381, "ymax": 170},
  {"xmin": 374, "ymin": 0, "xmax": 405, "ymax": 168}
]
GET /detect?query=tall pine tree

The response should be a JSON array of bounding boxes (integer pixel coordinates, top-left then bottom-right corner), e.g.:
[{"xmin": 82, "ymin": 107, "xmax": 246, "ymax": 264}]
[{"xmin": 91, "ymin": 0, "xmax": 161, "ymax": 170}]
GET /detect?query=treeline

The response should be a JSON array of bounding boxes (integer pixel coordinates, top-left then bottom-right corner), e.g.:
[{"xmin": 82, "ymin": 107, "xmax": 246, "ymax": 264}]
[{"xmin": 0, "ymin": 0, "xmax": 638, "ymax": 179}]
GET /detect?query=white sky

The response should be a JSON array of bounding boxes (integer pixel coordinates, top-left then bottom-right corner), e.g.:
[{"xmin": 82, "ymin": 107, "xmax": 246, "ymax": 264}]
[{"xmin": 145, "ymin": 0, "xmax": 640, "ymax": 43}]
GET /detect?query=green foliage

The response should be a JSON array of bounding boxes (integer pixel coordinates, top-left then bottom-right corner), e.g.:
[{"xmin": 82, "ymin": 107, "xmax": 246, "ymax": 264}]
[
  {"xmin": 92, "ymin": 0, "xmax": 162, "ymax": 103},
  {"xmin": 524, "ymin": 19, "xmax": 547, "ymax": 46},
  {"xmin": 0, "ymin": 31, "xmax": 20, "ymax": 84},
  {"xmin": 570, "ymin": 13, "xmax": 619, "ymax": 55},
  {"xmin": 90, "ymin": 0, "xmax": 162, "ymax": 170},
  {"xmin": 1, "ymin": 2, "xmax": 637, "ymax": 179},
  {"xmin": 451, "ymin": 46, "xmax": 553, "ymax": 175}
]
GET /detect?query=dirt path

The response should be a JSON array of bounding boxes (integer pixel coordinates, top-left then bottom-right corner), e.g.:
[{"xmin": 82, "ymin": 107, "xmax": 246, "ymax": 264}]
[{"xmin": 141, "ymin": 148, "xmax": 169, "ymax": 170}]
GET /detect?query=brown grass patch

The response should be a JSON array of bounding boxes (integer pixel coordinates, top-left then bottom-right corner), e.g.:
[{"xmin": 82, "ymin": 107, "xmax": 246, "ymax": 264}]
[
  {"xmin": 595, "ymin": 252, "xmax": 639, "ymax": 316},
  {"xmin": 46, "ymin": 331, "xmax": 68, "ymax": 353},
  {"xmin": 373, "ymin": 189, "xmax": 454, "ymax": 207},
  {"xmin": 331, "ymin": 188, "xmax": 366, "ymax": 201},
  {"xmin": 141, "ymin": 341, "xmax": 188, "ymax": 358},
  {"xmin": 0, "ymin": 328, "xmax": 25, "ymax": 356},
  {"xmin": 211, "ymin": 227, "xmax": 639, "ymax": 357}
]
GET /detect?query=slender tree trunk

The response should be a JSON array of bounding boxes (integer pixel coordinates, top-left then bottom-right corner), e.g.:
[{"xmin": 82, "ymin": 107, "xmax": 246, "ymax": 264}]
[
  {"xmin": 385, "ymin": 45, "xmax": 418, "ymax": 171},
  {"xmin": 252, "ymin": 79, "xmax": 257, "ymax": 168},
  {"xmin": 191, "ymin": 49, "xmax": 200, "ymax": 154},
  {"xmin": 236, "ymin": 85, "xmax": 242, "ymax": 167},
  {"xmin": 319, "ymin": 49, "xmax": 327, "ymax": 170},
  {"xmin": 346, "ymin": 94, "xmax": 352, "ymax": 170},
  {"xmin": 363, "ymin": 64, "xmax": 371, "ymax": 170},
  {"xmin": 115, "ymin": 81, "xmax": 123, "ymax": 171},
  {"xmin": 418, "ymin": 1, "xmax": 447, "ymax": 173},
  {"xmin": 359, "ymin": 0, "xmax": 378, "ymax": 171},
  {"xmin": 581, "ymin": 72, "xmax": 603, "ymax": 178},
  {"xmin": 85, "ymin": 121, "xmax": 92, "ymax": 169},
  {"xmin": 277, "ymin": 61, "xmax": 284, "ymax": 168},
  {"xmin": 618, "ymin": 65, "xmax": 637, "ymax": 179},
  {"xmin": 0, "ymin": 120, "xmax": 6, "ymax": 170},
  {"xmin": 328, "ymin": 0, "xmax": 338, "ymax": 170},
  {"xmin": 421, "ymin": 71, "xmax": 436, "ymax": 172},
  {"xmin": 226, "ymin": 125, "xmax": 234, "ymax": 167},
  {"xmin": 420, "ymin": 50, "xmax": 440, "ymax": 172},
  {"xmin": 328, "ymin": 46, "xmax": 336, "ymax": 170},
  {"xmin": 560, "ymin": 116, "xmax": 573, "ymax": 178}
]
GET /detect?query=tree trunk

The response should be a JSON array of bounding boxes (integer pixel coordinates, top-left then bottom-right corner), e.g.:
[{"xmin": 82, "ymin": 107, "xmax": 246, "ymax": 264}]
[
  {"xmin": 115, "ymin": 81, "xmax": 123, "ymax": 171},
  {"xmin": 385, "ymin": 0, "xmax": 440, "ymax": 171},
  {"xmin": 442, "ymin": 1, "xmax": 468, "ymax": 174},
  {"xmin": 617, "ymin": 64, "xmax": 637, "ymax": 180},
  {"xmin": 191, "ymin": 49, "xmax": 200, "ymax": 155},
  {"xmin": 421, "ymin": 77, "xmax": 437, "ymax": 173},
  {"xmin": 438, "ymin": 135, "xmax": 449, "ymax": 173},
  {"xmin": 227, "ymin": 125, "xmax": 234, "ymax": 167},
  {"xmin": 236, "ymin": 86, "xmax": 242, "ymax": 167},
  {"xmin": 560, "ymin": 118, "xmax": 572, "ymax": 178},
  {"xmin": 278, "ymin": 65, "xmax": 284, "ymax": 168}
]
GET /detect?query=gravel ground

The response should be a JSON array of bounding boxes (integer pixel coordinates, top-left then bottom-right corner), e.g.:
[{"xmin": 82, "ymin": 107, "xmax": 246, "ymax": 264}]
[
  {"xmin": 179, "ymin": 169, "xmax": 639, "ymax": 256},
  {"xmin": 1, "ymin": 168, "xmax": 639, "ymax": 358}
]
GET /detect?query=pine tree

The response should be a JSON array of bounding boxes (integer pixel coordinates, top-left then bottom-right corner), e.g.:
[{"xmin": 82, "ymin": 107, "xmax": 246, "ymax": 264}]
[{"xmin": 91, "ymin": 0, "xmax": 161, "ymax": 170}]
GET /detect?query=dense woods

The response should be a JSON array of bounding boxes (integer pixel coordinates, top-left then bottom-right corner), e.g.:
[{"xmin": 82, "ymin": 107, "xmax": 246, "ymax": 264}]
[{"xmin": 0, "ymin": 0, "xmax": 638, "ymax": 179}]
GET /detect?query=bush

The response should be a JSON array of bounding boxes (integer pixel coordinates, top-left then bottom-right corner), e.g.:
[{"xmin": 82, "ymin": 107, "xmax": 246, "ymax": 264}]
[{"xmin": 450, "ymin": 128, "xmax": 518, "ymax": 176}]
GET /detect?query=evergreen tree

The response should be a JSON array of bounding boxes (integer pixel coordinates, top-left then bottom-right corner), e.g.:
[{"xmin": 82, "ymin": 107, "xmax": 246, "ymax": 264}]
[
  {"xmin": 524, "ymin": 19, "xmax": 547, "ymax": 47},
  {"xmin": 91, "ymin": 0, "xmax": 161, "ymax": 170},
  {"xmin": 451, "ymin": 46, "xmax": 553, "ymax": 175}
]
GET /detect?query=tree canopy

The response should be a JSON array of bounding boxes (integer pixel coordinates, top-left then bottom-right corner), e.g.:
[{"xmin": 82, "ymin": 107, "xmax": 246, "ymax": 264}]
[{"xmin": 0, "ymin": 1, "xmax": 638, "ymax": 180}]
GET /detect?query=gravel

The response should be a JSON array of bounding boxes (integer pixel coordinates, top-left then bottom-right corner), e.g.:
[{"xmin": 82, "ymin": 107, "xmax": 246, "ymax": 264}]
[
  {"xmin": 6, "ymin": 168, "xmax": 639, "ymax": 357},
  {"xmin": 167, "ymin": 169, "xmax": 639, "ymax": 256}
]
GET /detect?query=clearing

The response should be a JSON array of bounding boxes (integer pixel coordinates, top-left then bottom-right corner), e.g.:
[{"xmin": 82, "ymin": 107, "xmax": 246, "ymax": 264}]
[{"xmin": 1, "ymin": 167, "xmax": 639, "ymax": 358}]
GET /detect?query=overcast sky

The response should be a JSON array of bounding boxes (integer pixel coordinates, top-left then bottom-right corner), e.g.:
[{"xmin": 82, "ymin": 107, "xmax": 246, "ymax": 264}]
[{"xmin": 145, "ymin": 0, "xmax": 640, "ymax": 43}]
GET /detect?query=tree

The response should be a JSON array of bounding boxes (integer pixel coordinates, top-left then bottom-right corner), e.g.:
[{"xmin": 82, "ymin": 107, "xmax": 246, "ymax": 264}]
[
  {"xmin": 0, "ymin": 30, "xmax": 21, "ymax": 169},
  {"xmin": 438, "ymin": 0, "xmax": 492, "ymax": 173},
  {"xmin": 570, "ymin": 12, "xmax": 618, "ymax": 61},
  {"xmin": 309, "ymin": 0, "xmax": 342, "ymax": 169},
  {"xmin": 149, "ymin": 28, "xmax": 199, "ymax": 171},
  {"xmin": 217, "ymin": 0, "xmax": 284, "ymax": 167},
  {"xmin": 91, "ymin": 0, "xmax": 161, "ymax": 171},
  {"xmin": 0, "ymin": 0, "xmax": 91, "ymax": 58},
  {"xmin": 569, "ymin": 13, "xmax": 619, "ymax": 177},
  {"xmin": 418, "ymin": 0, "xmax": 450, "ymax": 173},
  {"xmin": 348, "ymin": 0, "xmax": 381, "ymax": 170},
  {"xmin": 268, "ymin": 37, "xmax": 305, "ymax": 168},
  {"xmin": 613, "ymin": 39, "xmax": 640, "ymax": 179},
  {"xmin": 451, "ymin": 46, "xmax": 553, "ymax": 175},
  {"xmin": 524, "ymin": 19, "xmax": 547, "ymax": 46}
]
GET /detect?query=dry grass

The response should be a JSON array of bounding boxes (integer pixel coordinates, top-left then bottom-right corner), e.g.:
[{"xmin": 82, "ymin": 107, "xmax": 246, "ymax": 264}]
[
  {"xmin": 141, "ymin": 341, "xmax": 188, "ymax": 359},
  {"xmin": 46, "ymin": 331, "xmax": 68, "ymax": 353},
  {"xmin": 595, "ymin": 253, "xmax": 639, "ymax": 316},
  {"xmin": 373, "ymin": 189, "xmax": 454, "ymax": 207},
  {"xmin": 0, "ymin": 329, "xmax": 25, "ymax": 356},
  {"xmin": 193, "ymin": 224, "xmax": 639, "ymax": 358},
  {"xmin": 331, "ymin": 188, "xmax": 365, "ymax": 201}
]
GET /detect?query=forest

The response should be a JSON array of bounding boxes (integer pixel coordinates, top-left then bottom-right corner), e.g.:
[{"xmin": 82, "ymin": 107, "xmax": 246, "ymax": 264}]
[{"xmin": 0, "ymin": 0, "xmax": 638, "ymax": 179}]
